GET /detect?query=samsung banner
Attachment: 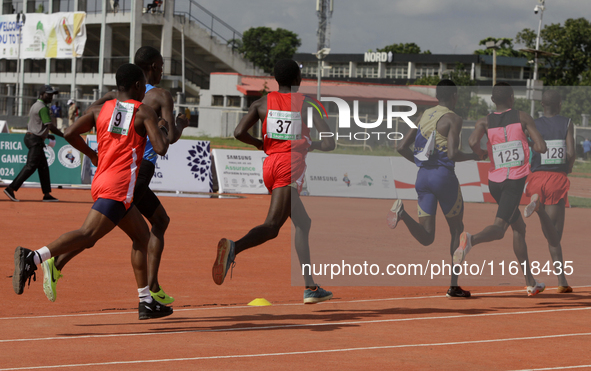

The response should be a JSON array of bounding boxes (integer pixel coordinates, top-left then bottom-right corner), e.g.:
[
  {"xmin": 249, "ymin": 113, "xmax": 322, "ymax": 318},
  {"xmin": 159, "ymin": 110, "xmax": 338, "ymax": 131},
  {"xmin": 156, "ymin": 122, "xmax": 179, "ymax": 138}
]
[
  {"xmin": 0, "ymin": 133, "xmax": 82, "ymax": 185},
  {"xmin": 212, "ymin": 149, "xmax": 268, "ymax": 194},
  {"xmin": 0, "ymin": 12, "xmax": 87, "ymax": 59}
]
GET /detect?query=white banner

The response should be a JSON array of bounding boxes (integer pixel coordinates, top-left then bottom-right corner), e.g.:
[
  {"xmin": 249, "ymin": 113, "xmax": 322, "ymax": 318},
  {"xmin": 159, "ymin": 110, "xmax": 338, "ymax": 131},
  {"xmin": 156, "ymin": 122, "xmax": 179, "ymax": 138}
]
[
  {"xmin": 305, "ymin": 153, "xmax": 398, "ymax": 199},
  {"xmin": 150, "ymin": 140, "xmax": 212, "ymax": 193},
  {"xmin": 0, "ymin": 12, "xmax": 86, "ymax": 59},
  {"xmin": 213, "ymin": 149, "xmax": 268, "ymax": 194}
]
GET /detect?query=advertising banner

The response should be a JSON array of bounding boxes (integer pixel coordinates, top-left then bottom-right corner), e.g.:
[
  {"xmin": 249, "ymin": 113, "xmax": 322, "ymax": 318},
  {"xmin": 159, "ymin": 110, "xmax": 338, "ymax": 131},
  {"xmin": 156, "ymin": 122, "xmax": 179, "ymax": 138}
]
[
  {"xmin": 0, "ymin": 133, "xmax": 82, "ymax": 185},
  {"xmin": 212, "ymin": 149, "xmax": 268, "ymax": 194},
  {"xmin": 0, "ymin": 12, "xmax": 86, "ymax": 59},
  {"xmin": 149, "ymin": 140, "xmax": 213, "ymax": 193},
  {"xmin": 305, "ymin": 152, "xmax": 398, "ymax": 199}
]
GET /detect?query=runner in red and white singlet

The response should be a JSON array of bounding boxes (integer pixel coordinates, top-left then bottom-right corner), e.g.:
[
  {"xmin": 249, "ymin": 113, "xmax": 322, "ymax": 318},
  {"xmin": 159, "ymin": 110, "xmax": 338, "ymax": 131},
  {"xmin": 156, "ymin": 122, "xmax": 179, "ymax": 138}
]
[
  {"xmin": 12, "ymin": 64, "xmax": 173, "ymax": 320},
  {"xmin": 212, "ymin": 59, "xmax": 336, "ymax": 304}
]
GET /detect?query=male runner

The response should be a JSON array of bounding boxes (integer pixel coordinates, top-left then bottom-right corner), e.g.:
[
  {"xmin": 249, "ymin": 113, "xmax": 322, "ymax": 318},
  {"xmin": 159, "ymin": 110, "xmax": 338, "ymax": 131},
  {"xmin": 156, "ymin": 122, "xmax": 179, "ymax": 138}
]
[
  {"xmin": 12, "ymin": 64, "xmax": 173, "ymax": 320},
  {"xmin": 523, "ymin": 90, "xmax": 574, "ymax": 293},
  {"xmin": 41, "ymin": 46, "xmax": 188, "ymax": 304},
  {"xmin": 454, "ymin": 82, "xmax": 548, "ymax": 296},
  {"xmin": 212, "ymin": 59, "xmax": 335, "ymax": 304},
  {"xmin": 389, "ymin": 80, "xmax": 482, "ymax": 298}
]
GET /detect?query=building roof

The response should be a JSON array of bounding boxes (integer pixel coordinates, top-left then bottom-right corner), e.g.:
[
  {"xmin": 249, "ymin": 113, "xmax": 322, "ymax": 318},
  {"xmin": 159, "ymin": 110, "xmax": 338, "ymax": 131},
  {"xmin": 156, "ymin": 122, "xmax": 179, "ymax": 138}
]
[{"xmin": 235, "ymin": 75, "xmax": 438, "ymax": 105}]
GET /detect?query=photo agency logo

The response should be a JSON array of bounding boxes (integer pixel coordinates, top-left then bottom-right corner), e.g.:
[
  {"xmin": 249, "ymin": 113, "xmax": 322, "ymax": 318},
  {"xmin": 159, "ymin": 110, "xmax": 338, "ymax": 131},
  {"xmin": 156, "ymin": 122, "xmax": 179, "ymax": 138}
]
[{"xmin": 306, "ymin": 98, "xmax": 417, "ymax": 142}]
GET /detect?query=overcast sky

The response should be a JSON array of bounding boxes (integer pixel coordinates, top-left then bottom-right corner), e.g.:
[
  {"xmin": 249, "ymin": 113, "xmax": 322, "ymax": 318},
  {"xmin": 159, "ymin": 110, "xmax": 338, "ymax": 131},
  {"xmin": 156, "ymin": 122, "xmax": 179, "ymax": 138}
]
[{"xmin": 191, "ymin": 0, "xmax": 588, "ymax": 55}]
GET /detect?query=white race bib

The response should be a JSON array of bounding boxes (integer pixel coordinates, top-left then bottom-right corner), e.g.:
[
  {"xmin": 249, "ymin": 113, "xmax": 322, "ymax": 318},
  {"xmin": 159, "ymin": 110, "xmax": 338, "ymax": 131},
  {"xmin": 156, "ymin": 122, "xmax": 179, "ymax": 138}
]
[
  {"xmin": 107, "ymin": 101, "xmax": 135, "ymax": 136},
  {"xmin": 266, "ymin": 110, "xmax": 302, "ymax": 140},
  {"xmin": 541, "ymin": 140, "xmax": 567, "ymax": 165},
  {"xmin": 492, "ymin": 140, "xmax": 525, "ymax": 169}
]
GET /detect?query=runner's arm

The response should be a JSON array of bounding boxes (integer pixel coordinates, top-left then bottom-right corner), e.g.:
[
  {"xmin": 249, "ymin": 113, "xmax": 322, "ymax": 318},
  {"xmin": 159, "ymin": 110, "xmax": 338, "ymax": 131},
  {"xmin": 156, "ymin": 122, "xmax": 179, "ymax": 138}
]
[
  {"xmin": 520, "ymin": 111, "xmax": 547, "ymax": 154},
  {"xmin": 138, "ymin": 104, "xmax": 170, "ymax": 155},
  {"xmin": 307, "ymin": 101, "xmax": 335, "ymax": 152},
  {"xmin": 566, "ymin": 119, "xmax": 576, "ymax": 173},
  {"xmin": 468, "ymin": 118, "xmax": 488, "ymax": 160},
  {"xmin": 64, "ymin": 107, "xmax": 99, "ymax": 166},
  {"xmin": 145, "ymin": 89, "xmax": 187, "ymax": 144},
  {"xmin": 234, "ymin": 99, "xmax": 264, "ymax": 150},
  {"xmin": 446, "ymin": 114, "xmax": 480, "ymax": 162},
  {"xmin": 397, "ymin": 128, "xmax": 417, "ymax": 163}
]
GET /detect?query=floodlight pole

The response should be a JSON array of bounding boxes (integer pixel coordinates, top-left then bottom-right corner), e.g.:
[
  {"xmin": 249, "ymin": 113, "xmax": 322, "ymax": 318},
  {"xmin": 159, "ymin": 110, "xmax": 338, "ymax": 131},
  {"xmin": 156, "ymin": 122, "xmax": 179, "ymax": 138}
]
[
  {"xmin": 16, "ymin": 12, "xmax": 26, "ymax": 116},
  {"xmin": 531, "ymin": 1, "xmax": 545, "ymax": 117}
]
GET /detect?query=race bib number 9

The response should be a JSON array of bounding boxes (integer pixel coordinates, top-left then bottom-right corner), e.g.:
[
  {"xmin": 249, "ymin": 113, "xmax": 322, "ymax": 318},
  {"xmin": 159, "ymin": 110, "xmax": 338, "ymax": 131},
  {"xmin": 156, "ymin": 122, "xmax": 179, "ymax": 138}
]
[
  {"xmin": 266, "ymin": 110, "xmax": 302, "ymax": 140},
  {"xmin": 108, "ymin": 101, "xmax": 135, "ymax": 135},
  {"xmin": 492, "ymin": 140, "xmax": 525, "ymax": 169},
  {"xmin": 541, "ymin": 140, "xmax": 567, "ymax": 165}
]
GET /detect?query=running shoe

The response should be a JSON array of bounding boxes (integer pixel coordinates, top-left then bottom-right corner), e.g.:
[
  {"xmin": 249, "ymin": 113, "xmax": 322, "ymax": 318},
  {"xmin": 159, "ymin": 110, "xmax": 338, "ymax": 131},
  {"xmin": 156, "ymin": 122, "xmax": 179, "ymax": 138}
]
[
  {"xmin": 212, "ymin": 238, "xmax": 236, "ymax": 285},
  {"xmin": 446, "ymin": 286, "xmax": 471, "ymax": 298},
  {"xmin": 453, "ymin": 232, "xmax": 472, "ymax": 265},
  {"xmin": 41, "ymin": 257, "xmax": 62, "ymax": 302},
  {"xmin": 13, "ymin": 246, "xmax": 37, "ymax": 295},
  {"xmin": 138, "ymin": 300, "xmax": 173, "ymax": 320},
  {"xmin": 151, "ymin": 286, "xmax": 175, "ymax": 304},
  {"xmin": 387, "ymin": 199, "xmax": 404, "ymax": 229},
  {"xmin": 523, "ymin": 194, "xmax": 539, "ymax": 218},
  {"xmin": 303, "ymin": 285, "xmax": 333, "ymax": 304},
  {"xmin": 526, "ymin": 281, "xmax": 546, "ymax": 296},
  {"xmin": 4, "ymin": 188, "xmax": 19, "ymax": 202},
  {"xmin": 557, "ymin": 286, "xmax": 573, "ymax": 293}
]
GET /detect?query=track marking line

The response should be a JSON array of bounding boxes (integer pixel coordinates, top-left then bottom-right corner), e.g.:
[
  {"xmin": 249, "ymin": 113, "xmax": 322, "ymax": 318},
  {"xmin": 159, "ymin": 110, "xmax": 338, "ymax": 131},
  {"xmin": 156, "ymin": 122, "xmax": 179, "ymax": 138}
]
[
  {"xmin": 1, "ymin": 332, "xmax": 591, "ymax": 370},
  {"xmin": 1, "ymin": 306, "xmax": 590, "ymax": 344},
  {"xmin": 510, "ymin": 366, "xmax": 591, "ymax": 371},
  {"xmin": 3, "ymin": 285, "xmax": 589, "ymax": 321}
]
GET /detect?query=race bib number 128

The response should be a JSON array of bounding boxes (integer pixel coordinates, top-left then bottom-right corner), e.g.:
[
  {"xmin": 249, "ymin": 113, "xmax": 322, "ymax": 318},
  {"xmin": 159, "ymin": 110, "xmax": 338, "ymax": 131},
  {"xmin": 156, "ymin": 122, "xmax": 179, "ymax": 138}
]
[
  {"xmin": 541, "ymin": 140, "xmax": 567, "ymax": 165},
  {"xmin": 108, "ymin": 101, "xmax": 135, "ymax": 135},
  {"xmin": 266, "ymin": 110, "xmax": 302, "ymax": 140}
]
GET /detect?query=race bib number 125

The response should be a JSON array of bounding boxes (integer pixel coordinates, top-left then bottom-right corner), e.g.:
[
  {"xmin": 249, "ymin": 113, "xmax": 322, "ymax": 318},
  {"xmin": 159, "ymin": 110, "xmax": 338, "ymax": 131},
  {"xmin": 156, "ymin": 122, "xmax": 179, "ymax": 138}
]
[
  {"xmin": 492, "ymin": 140, "xmax": 525, "ymax": 169},
  {"xmin": 108, "ymin": 101, "xmax": 135, "ymax": 135},
  {"xmin": 266, "ymin": 110, "xmax": 302, "ymax": 140}
]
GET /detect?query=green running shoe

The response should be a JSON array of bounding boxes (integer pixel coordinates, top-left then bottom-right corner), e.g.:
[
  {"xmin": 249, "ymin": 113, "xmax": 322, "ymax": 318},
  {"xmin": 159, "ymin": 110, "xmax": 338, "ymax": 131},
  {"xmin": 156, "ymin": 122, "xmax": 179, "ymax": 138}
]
[
  {"xmin": 41, "ymin": 257, "xmax": 62, "ymax": 302},
  {"xmin": 151, "ymin": 286, "xmax": 175, "ymax": 304}
]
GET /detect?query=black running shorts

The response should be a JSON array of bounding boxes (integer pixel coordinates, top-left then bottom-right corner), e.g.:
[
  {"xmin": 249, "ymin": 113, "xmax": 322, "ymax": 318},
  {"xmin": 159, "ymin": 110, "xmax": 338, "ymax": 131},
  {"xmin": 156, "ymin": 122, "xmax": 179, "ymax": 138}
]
[
  {"xmin": 133, "ymin": 160, "xmax": 161, "ymax": 219},
  {"xmin": 488, "ymin": 176, "xmax": 527, "ymax": 224}
]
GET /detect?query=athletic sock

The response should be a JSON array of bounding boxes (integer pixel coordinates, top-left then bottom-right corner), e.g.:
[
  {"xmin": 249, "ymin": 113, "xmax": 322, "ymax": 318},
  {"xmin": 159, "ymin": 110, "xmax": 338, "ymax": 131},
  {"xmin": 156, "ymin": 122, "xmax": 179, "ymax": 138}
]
[
  {"xmin": 138, "ymin": 286, "xmax": 153, "ymax": 303},
  {"xmin": 33, "ymin": 246, "xmax": 51, "ymax": 265}
]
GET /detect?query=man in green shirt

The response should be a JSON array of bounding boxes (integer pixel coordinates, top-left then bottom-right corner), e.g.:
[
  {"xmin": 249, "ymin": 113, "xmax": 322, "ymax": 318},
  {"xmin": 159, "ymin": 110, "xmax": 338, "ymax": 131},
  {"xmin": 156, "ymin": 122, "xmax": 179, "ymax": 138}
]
[{"xmin": 4, "ymin": 85, "xmax": 64, "ymax": 202}]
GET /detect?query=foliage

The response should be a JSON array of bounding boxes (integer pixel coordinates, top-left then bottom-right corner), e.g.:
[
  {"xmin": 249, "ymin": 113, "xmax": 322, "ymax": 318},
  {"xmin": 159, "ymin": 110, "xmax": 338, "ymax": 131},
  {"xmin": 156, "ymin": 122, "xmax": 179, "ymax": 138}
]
[
  {"xmin": 473, "ymin": 37, "xmax": 525, "ymax": 57},
  {"xmin": 515, "ymin": 18, "xmax": 591, "ymax": 86},
  {"xmin": 377, "ymin": 42, "xmax": 431, "ymax": 55},
  {"xmin": 237, "ymin": 27, "xmax": 301, "ymax": 74}
]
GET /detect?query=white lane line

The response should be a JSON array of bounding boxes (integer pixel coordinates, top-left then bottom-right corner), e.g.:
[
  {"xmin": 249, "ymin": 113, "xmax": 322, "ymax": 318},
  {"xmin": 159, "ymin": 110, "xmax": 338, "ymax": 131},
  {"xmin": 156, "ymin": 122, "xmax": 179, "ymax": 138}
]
[
  {"xmin": 1, "ymin": 332, "xmax": 591, "ymax": 370},
  {"xmin": 3, "ymin": 285, "xmax": 589, "ymax": 321},
  {"xmin": 1, "ymin": 306, "xmax": 590, "ymax": 344}
]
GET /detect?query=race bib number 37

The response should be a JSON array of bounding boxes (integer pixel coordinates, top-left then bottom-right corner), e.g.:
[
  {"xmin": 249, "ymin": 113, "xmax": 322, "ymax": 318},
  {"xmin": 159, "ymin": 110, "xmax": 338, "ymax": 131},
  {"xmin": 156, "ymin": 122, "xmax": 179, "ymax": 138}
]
[
  {"xmin": 492, "ymin": 140, "xmax": 525, "ymax": 169},
  {"xmin": 108, "ymin": 101, "xmax": 135, "ymax": 135},
  {"xmin": 266, "ymin": 110, "xmax": 302, "ymax": 140},
  {"xmin": 541, "ymin": 140, "xmax": 567, "ymax": 165}
]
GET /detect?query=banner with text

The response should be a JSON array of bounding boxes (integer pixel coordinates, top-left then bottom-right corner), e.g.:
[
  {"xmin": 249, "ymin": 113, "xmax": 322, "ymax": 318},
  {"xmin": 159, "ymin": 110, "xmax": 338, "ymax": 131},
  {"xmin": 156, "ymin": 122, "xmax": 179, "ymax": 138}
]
[
  {"xmin": 213, "ymin": 149, "xmax": 268, "ymax": 194},
  {"xmin": 0, "ymin": 133, "xmax": 82, "ymax": 185},
  {"xmin": 0, "ymin": 12, "xmax": 87, "ymax": 59}
]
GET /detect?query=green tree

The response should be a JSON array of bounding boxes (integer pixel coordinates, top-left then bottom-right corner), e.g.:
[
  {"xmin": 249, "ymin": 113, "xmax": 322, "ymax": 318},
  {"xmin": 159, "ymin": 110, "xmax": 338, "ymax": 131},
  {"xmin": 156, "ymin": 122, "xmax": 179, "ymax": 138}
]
[
  {"xmin": 377, "ymin": 42, "xmax": 431, "ymax": 55},
  {"xmin": 516, "ymin": 18, "xmax": 591, "ymax": 86},
  {"xmin": 238, "ymin": 27, "xmax": 301, "ymax": 74},
  {"xmin": 473, "ymin": 37, "xmax": 524, "ymax": 57}
]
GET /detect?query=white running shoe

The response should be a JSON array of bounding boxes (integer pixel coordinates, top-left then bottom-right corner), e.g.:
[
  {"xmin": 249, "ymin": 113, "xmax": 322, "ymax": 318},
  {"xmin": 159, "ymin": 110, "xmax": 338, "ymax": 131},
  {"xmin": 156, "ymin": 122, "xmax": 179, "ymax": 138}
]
[
  {"xmin": 387, "ymin": 199, "xmax": 404, "ymax": 229},
  {"xmin": 526, "ymin": 281, "xmax": 545, "ymax": 296},
  {"xmin": 453, "ymin": 232, "xmax": 472, "ymax": 265},
  {"xmin": 524, "ymin": 194, "xmax": 539, "ymax": 218}
]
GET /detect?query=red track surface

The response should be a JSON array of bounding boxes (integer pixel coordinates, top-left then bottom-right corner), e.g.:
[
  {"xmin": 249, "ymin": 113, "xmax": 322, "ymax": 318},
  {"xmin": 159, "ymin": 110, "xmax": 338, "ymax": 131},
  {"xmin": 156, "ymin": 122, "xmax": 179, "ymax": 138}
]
[{"xmin": 2, "ymin": 187, "xmax": 591, "ymax": 370}]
